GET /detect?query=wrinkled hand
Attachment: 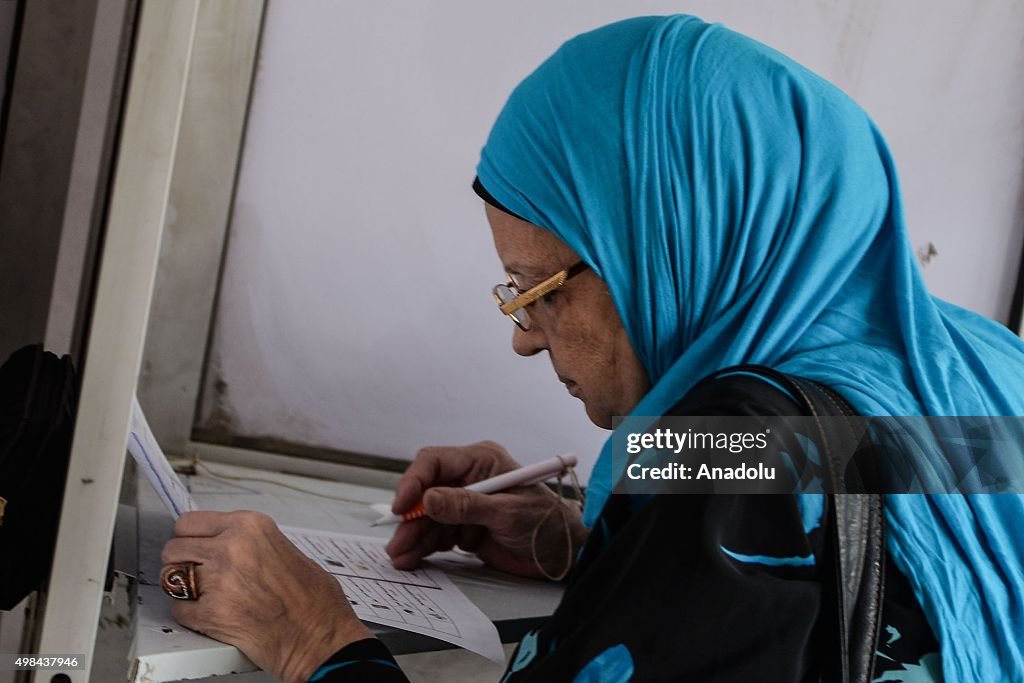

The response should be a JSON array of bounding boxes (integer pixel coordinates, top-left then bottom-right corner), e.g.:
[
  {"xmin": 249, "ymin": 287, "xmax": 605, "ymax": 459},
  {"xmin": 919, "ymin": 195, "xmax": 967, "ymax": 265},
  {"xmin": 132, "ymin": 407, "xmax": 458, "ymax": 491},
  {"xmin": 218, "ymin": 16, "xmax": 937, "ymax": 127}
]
[
  {"xmin": 386, "ymin": 441, "xmax": 588, "ymax": 579},
  {"xmin": 162, "ymin": 511, "xmax": 372, "ymax": 683}
]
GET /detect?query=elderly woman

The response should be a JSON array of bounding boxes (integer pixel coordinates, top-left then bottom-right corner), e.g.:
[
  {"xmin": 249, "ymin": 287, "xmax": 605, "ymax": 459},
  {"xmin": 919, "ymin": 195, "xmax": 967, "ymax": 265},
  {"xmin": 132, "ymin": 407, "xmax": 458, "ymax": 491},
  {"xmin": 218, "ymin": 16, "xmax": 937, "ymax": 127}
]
[{"xmin": 162, "ymin": 15, "xmax": 1024, "ymax": 683}]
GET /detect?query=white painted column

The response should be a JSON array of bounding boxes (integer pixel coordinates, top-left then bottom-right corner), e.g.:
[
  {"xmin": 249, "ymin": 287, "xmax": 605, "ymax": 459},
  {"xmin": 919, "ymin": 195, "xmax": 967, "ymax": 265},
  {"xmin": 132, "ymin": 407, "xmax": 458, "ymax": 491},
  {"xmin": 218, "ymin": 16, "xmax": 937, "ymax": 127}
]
[{"xmin": 32, "ymin": 2, "xmax": 200, "ymax": 681}]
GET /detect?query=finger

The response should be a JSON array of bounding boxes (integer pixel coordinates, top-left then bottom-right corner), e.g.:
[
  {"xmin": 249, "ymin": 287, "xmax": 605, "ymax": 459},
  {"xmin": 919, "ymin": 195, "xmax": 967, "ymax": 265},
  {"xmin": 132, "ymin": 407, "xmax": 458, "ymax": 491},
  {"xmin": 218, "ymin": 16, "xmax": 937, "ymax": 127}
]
[
  {"xmin": 393, "ymin": 447, "xmax": 482, "ymax": 513},
  {"xmin": 391, "ymin": 541, "xmax": 454, "ymax": 570},
  {"xmin": 393, "ymin": 441, "xmax": 525, "ymax": 513},
  {"xmin": 174, "ymin": 510, "xmax": 240, "ymax": 538},
  {"xmin": 169, "ymin": 593, "xmax": 222, "ymax": 639},
  {"xmin": 161, "ymin": 536, "xmax": 223, "ymax": 565},
  {"xmin": 385, "ymin": 517, "xmax": 433, "ymax": 559},
  {"xmin": 389, "ymin": 551, "xmax": 422, "ymax": 571},
  {"xmin": 170, "ymin": 599, "xmax": 202, "ymax": 632},
  {"xmin": 422, "ymin": 488, "xmax": 515, "ymax": 527},
  {"xmin": 389, "ymin": 524, "xmax": 445, "ymax": 570},
  {"xmin": 456, "ymin": 525, "xmax": 485, "ymax": 552}
]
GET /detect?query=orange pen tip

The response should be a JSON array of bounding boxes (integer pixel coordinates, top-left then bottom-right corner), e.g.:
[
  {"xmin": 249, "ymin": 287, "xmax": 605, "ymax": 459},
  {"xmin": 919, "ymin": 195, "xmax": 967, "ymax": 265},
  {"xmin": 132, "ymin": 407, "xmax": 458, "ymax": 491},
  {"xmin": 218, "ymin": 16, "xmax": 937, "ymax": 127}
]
[{"xmin": 402, "ymin": 501, "xmax": 427, "ymax": 522}]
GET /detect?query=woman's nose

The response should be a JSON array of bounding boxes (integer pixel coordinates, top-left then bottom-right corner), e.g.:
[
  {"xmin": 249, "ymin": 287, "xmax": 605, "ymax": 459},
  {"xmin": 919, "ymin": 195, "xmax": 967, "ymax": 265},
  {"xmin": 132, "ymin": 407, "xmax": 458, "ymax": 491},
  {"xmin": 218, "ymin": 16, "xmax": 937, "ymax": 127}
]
[{"xmin": 512, "ymin": 323, "xmax": 546, "ymax": 357}]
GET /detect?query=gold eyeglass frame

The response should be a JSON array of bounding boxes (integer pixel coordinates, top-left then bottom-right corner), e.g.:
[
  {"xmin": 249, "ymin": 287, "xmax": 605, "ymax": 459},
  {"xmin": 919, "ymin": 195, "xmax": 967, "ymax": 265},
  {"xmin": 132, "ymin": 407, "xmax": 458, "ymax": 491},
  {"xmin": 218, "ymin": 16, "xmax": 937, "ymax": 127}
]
[{"xmin": 492, "ymin": 261, "xmax": 589, "ymax": 330}]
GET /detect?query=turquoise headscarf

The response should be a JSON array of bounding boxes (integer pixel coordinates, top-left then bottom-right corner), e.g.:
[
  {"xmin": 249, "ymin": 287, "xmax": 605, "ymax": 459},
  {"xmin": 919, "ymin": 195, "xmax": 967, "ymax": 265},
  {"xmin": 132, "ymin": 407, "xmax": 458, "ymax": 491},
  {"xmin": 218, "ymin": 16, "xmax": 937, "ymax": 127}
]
[{"xmin": 477, "ymin": 15, "xmax": 1024, "ymax": 681}]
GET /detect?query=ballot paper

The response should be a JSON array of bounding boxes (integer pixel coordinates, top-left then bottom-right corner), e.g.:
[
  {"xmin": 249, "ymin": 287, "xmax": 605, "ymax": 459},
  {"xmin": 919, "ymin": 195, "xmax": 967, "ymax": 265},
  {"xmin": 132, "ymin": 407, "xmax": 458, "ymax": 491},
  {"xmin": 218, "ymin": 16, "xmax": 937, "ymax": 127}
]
[
  {"xmin": 128, "ymin": 397, "xmax": 504, "ymax": 664},
  {"xmin": 128, "ymin": 397, "xmax": 198, "ymax": 517},
  {"xmin": 282, "ymin": 527, "xmax": 505, "ymax": 664}
]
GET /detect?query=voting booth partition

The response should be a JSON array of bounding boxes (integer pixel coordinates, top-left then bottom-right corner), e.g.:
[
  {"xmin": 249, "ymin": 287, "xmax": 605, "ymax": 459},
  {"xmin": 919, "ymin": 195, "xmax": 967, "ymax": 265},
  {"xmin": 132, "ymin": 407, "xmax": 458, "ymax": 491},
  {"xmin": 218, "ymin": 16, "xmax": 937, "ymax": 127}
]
[
  {"xmin": 0, "ymin": 1, "xmax": 257, "ymax": 680},
  {"xmin": 23, "ymin": 3, "xmax": 206, "ymax": 681}
]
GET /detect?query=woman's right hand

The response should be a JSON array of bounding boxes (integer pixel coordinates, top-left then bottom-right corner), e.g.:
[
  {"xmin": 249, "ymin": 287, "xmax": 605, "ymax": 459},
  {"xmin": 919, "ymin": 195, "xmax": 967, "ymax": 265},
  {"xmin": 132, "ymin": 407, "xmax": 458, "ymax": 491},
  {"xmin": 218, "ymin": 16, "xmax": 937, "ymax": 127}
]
[{"xmin": 385, "ymin": 441, "xmax": 588, "ymax": 580}]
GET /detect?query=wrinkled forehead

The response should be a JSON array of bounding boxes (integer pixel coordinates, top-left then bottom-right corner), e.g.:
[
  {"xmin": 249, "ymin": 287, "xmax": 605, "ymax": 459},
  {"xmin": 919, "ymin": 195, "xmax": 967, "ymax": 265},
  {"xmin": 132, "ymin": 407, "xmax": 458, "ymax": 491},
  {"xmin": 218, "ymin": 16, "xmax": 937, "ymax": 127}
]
[{"xmin": 485, "ymin": 203, "xmax": 579, "ymax": 280}]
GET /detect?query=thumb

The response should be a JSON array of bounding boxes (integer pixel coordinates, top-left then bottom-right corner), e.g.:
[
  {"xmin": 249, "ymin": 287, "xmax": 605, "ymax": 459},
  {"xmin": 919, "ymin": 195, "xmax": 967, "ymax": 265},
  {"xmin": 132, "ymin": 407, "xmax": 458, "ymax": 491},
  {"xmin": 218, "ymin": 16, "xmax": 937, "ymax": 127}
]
[{"xmin": 423, "ymin": 488, "xmax": 498, "ymax": 526}]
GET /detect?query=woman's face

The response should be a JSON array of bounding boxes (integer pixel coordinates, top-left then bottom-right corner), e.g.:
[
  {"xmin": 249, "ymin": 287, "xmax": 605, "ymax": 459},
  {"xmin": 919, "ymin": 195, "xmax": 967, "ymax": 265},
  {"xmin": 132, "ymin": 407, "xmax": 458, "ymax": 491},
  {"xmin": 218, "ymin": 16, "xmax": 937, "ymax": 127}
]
[{"xmin": 487, "ymin": 204, "xmax": 651, "ymax": 428}]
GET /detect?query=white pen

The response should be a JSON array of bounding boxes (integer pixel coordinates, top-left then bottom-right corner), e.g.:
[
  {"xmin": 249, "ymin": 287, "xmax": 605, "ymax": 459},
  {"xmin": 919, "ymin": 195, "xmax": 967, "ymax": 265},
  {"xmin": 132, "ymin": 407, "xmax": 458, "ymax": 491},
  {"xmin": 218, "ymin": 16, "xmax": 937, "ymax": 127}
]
[{"xmin": 370, "ymin": 453, "xmax": 579, "ymax": 526}]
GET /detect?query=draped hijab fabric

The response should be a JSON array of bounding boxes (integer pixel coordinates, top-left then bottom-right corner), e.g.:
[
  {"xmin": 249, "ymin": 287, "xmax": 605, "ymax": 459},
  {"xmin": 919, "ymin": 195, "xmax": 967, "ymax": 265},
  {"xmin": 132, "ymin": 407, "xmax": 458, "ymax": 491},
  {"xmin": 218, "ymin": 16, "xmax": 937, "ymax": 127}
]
[{"xmin": 476, "ymin": 15, "xmax": 1024, "ymax": 681}]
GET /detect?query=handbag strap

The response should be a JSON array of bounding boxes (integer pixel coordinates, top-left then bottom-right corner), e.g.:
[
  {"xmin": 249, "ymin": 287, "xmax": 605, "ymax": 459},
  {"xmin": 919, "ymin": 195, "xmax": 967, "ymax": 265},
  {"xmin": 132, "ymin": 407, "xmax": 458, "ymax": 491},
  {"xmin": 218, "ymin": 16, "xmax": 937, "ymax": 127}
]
[{"xmin": 702, "ymin": 365, "xmax": 886, "ymax": 683}]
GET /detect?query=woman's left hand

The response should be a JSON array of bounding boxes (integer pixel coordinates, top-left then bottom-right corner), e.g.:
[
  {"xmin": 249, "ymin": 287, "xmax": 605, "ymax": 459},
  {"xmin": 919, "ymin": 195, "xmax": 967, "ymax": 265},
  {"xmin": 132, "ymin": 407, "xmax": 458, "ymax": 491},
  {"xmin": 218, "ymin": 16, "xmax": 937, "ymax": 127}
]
[{"xmin": 161, "ymin": 510, "xmax": 373, "ymax": 683}]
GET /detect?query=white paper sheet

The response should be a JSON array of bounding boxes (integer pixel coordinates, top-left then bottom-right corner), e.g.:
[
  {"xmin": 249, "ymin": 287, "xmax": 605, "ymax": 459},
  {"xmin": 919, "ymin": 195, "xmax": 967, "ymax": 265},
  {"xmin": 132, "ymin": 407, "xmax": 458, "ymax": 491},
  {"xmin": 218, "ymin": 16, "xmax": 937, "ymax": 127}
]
[
  {"xmin": 128, "ymin": 397, "xmax": 198, "ymax": 518},
  {"xmin": 282, "ymin": 526, "xmax": 505, "ymax": 664},
  {"xmin": 129, "ymin": 398, "xmax": 504, "ymax": 664}
]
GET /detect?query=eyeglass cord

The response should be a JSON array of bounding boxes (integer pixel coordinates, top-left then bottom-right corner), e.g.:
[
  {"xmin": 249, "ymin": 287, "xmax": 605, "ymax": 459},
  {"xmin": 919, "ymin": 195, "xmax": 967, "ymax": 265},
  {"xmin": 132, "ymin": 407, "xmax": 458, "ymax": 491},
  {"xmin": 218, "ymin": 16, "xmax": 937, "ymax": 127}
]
[{"xmin": 530, "ymin": 456, "xmax": 586, "ymax": 581}]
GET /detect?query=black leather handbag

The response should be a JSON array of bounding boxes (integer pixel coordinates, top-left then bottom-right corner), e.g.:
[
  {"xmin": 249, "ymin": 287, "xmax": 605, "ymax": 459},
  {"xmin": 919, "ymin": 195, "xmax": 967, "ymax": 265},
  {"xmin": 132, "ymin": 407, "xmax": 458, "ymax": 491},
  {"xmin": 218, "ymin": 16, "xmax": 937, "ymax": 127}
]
[
  {"xmin": 0, "ymin": 344, "xmax": 79, "ymax": 610},
  {"xmin": 704, "ymin": 365, "xmax": 886, "ymax": 683}
]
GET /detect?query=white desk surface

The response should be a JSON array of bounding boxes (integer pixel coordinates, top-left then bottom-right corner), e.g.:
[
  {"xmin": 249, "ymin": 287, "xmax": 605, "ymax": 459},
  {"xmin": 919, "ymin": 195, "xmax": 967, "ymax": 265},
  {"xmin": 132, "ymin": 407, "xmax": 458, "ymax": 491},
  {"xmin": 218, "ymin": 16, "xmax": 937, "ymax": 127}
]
[{"xmin": 128, "ymin": 461, "xmax": 563, "ymax": 682}]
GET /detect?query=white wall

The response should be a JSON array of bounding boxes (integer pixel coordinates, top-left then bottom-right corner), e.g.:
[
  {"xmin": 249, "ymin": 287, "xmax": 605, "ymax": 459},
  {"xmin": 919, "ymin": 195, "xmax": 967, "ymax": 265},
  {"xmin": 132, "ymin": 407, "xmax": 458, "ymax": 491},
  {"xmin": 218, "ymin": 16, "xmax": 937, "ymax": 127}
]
[{"xmin": 198, "ymin": 1, "xmax": 1024, "ymax": 479}]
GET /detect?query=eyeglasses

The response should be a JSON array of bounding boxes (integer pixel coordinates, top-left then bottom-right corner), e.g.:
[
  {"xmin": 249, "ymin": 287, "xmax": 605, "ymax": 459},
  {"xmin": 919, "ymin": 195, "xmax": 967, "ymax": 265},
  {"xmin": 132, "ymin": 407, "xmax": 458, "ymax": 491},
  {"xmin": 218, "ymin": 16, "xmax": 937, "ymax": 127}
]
[{"xmin": 492, "ymin": 261, "xmax": 589, "ymax": 331}]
